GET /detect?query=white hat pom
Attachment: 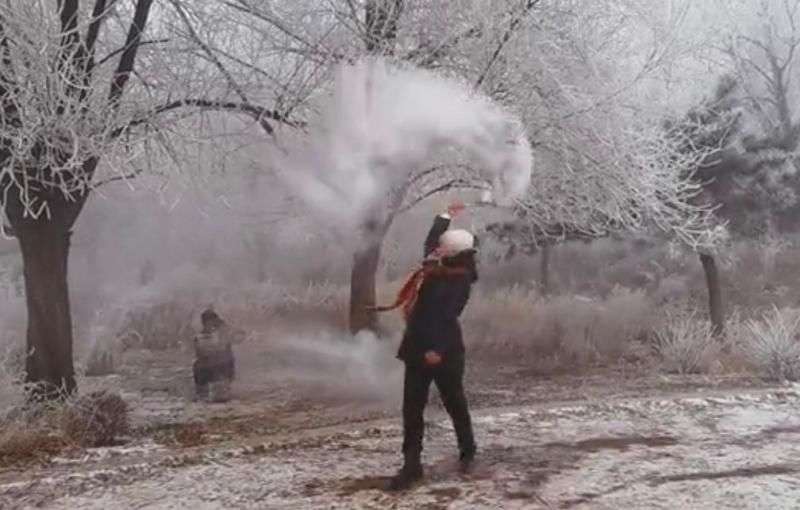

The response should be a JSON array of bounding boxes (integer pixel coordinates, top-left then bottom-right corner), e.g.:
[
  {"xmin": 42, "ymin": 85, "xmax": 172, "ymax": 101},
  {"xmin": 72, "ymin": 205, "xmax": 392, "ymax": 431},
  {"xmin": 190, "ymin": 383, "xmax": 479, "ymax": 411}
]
[{"xmin": 438, "ymin": 229, "xmax": 476, "ymax": 257}]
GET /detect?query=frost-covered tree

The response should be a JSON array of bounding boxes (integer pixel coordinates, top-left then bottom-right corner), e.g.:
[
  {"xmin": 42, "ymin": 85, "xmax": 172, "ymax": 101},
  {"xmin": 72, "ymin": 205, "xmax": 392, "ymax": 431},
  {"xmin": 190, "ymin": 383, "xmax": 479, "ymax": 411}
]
[
  {"xmin": 188, "ymin": 0, "xmax": 540, "ymax": 334},
  {"xmin": 666, "ymin": 0, "xmax": 800, "ymax": 334},
  {"xmin": 0, "ymin": 0, "xmax": 160, "ymax": 398},
  {"xmin": 173, "ymin": 0, "xmax": 736, "ymax": 336},
  {"xmin": 486, "ymin": 1, "xmax": 724, "ymax": 282},
  {"xmin": 722, "ymin": 0, "xmax": 800, "ymax": 234},
  {"xmin": 665, "ymin": 75, "xmax": 743, "ymax": 335},
  {"xmin": 0, "ymin": 0, "xmax": 298, "ymax": 399}
]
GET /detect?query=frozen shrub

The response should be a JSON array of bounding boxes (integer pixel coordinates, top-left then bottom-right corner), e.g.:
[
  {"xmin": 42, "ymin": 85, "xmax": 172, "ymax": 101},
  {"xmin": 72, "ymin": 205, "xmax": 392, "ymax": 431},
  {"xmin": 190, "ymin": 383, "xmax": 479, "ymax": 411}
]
[
  {"xmin": 738, "ymin": 306, "xmax": 800, "ymax": 382},
  {"xmin": 588, "ymin": 287, "xmax": 654, "ymax": 360},
  {"xmin": 652, "ymin": 309, "xmax": 721, "ymax": 374},
  {"xmin": 464, "ymin": 286, "xmax": 543, "ymax": 359},
  {"xmin": 0, "ymin": 391, "xmax": 69, "ymax": 465},
  {"xmin": 118, "ymin": 302, "xmax": 195, "ymax": 351},
  {"xmin": 463, "ymin": 286, "xmax": 656, "ymax": 371},
  {"xmin": 0, "ymin": 388, "xmax": 129, "ymax": 465},
  {"xmin": 62, "ymin": 391, "xmax": 129, "ymax": 447},
  {"xmin": 0, "ymin": 342, "xmax": 27, "ymax": 380},
  {"xmin": 0, "ymin": 420, "xmax": 65, "ymax": 466}
]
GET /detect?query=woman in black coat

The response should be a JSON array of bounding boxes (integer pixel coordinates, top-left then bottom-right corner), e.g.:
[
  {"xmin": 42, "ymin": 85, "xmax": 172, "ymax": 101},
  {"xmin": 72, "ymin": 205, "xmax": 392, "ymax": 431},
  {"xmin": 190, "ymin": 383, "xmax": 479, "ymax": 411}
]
[{"xmin": 374, "ymin": 203, "xmax": 478, "ymax": 491}]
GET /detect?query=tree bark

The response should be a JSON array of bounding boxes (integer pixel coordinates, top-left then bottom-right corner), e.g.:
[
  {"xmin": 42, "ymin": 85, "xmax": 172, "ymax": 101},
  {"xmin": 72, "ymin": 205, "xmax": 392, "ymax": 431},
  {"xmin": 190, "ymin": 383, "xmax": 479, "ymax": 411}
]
[
  {"xmin": 540, "ymin": 241, "xmax": 551, "ymax": 296},
  {"xmin": 364, "ymin": 0, "xmax": 404, "ymax": 55},
  {"xmin": 347, "ymin": 0, "xmax": 404, "ymax": 335},
  {"xmin": 0, "ymin": 0, "xmax": 153, "ymax": 402},
  {"xmin": 349, "ymin": 239, "xmax": 383, "ymax": 335},
  {"xmin": 16, "ymin": 217, "xmax": 76, "ymax": 400},
  {"xmin": 699, "ymin": 253, "xmax": 724, "ymax": 337}
]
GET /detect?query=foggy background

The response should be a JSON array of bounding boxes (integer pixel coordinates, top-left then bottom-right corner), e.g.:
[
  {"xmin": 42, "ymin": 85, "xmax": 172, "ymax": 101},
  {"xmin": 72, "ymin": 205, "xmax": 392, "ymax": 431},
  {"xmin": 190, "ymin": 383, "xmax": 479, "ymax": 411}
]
[{"xmin": 1, "ymin": 0, "xmax": 800, "ymax": 400}]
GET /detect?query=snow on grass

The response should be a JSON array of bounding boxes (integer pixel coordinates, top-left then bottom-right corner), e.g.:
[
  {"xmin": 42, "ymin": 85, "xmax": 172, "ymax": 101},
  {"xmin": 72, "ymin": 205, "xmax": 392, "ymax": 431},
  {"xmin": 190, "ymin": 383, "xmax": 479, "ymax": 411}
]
[{"xmin": 3, "ymin": 388, "xmax": 799, "ymax": 509}]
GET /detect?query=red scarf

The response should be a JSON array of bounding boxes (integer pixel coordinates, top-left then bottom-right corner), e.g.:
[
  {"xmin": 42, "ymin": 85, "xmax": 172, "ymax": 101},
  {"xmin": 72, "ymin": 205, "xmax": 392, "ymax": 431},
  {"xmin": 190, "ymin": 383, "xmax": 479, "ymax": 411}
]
[{"xmin": 370, "ymin": 263, "xmax": 469, "ymax": 320}]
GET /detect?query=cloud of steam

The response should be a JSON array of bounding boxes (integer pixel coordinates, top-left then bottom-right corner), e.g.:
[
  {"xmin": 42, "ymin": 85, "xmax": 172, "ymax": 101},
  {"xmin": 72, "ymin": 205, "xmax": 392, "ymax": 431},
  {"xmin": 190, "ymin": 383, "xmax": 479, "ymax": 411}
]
[
  {"xmin": 275, "ymin": 57, "xmax": 533, "ymax": 229},
  {"xmin": 277, "ymin": 331, "xmax": 401, "ymax": 399}
]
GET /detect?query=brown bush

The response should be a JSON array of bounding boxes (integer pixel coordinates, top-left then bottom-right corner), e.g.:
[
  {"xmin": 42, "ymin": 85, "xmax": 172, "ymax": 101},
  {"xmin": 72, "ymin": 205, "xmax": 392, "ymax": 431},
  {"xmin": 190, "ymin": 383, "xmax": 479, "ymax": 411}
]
[
  {"xmin": 61, "ymin": 391, "xmax": 130, "ymax": 447},
  {"xmin": 0, "ymin": 424, "xmax": 66, "ymax": 466}
]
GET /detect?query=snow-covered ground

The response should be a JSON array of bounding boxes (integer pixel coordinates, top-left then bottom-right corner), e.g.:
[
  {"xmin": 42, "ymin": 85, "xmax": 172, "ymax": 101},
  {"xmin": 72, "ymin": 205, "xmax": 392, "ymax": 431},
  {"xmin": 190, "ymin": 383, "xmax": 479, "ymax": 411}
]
[{"xmin": 3, "ymin": 387, "xmax": 800, "ymax": 509}]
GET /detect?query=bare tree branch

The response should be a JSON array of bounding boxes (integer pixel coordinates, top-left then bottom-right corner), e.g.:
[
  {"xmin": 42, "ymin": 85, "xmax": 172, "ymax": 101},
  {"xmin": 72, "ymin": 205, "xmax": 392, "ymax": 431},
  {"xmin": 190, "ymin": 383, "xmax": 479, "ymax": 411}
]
[
  {"xmin": 96, "ymin": 38, "xmax": 169, "ymax": 68},
  {"xmin": 92, "ymin": 167, "xmax": 143, "ymax": 187},
  {"xmin": 78, "ymin": 0, "xmax": 116, "ymax": 103},
  {"xmin": 170, "ymin": 0, "xmax": 287, "ymax": 136},
  {"xmin": 223, "ymin": 0, "xmax": 344, "ymax": 61},
  {"xmin": 85, "ymin": 0, "xmax": 112, "ymax": 53},
  {"xmin": 399, "ymin": 178, "xmax": 484, "ymax": 214},
  {"xmin": 364, "ymin": 0, "xmax": 404, "ymax": 54},
  {"xmin": 170, "ymin": 0, "xmax": 250, "ymax": 104},
  {"xmin": 474, "ymin": 0, "xmax": 541, "ymax": 88},
  {"xmin": 119, "ymin": 98, "xmax": 304, "ymax": 136},
  {"xmin": 107, "ymin": 0, "xmax": 155, "ymax": 108}
]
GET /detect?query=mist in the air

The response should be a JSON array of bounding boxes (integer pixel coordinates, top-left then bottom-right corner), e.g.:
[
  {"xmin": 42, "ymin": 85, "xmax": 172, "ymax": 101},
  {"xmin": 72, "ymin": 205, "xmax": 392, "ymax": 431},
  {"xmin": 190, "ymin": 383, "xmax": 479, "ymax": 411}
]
[
  {"xmin": 273, "ymin": 58, "xmax": 532, "ymax": 232},
  {"xmin": 0, "ymin": 56, "xmax": 532, "ymax": 403}
]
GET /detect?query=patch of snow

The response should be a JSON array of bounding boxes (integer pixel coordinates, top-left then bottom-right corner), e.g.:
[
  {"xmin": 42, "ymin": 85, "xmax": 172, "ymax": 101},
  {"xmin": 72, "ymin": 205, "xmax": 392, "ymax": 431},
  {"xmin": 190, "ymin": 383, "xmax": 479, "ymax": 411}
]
[{"xmin": 5, "ymin": 389, "xmax": 799, "ymax": 509}]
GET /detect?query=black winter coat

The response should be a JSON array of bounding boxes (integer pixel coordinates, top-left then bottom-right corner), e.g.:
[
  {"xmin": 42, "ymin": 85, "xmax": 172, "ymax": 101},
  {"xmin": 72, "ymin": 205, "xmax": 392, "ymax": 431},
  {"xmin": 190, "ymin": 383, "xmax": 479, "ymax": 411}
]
[{"xmin": 397, "ymin": 215, "xmax": 477, "ymax": 364}]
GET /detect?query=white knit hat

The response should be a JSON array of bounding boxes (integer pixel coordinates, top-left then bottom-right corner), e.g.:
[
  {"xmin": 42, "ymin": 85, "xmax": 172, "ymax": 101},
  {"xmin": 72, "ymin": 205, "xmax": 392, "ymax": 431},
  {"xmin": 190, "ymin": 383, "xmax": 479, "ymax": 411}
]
[{"xmin": 438, "ymin": 229, "xmax": 476, "ymax": 257}]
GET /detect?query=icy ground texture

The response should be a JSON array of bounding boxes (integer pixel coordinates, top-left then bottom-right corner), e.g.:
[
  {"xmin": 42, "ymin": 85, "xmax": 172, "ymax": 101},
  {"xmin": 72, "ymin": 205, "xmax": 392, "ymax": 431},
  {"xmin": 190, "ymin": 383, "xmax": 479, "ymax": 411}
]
[{"xmin": 4, "ymin": 388, "xmax": 800, "ymax": 509}]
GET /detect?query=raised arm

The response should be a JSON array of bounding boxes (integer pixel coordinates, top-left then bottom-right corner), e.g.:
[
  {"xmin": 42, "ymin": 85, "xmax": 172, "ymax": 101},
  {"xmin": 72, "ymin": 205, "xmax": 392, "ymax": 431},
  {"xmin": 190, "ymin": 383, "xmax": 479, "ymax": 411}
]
[
  {"xmin": 424, "ymin": 214, "xmax": 451, "ymax": 258},
  {"xmin": 423, "ymin": 203, "xmax": 465, "ymax": 258}
]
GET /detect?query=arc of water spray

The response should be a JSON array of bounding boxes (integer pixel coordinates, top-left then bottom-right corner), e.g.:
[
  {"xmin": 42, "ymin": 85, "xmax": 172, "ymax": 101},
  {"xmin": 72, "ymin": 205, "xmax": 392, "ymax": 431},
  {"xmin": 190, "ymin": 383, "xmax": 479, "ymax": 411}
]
[{"xmin": 270, "ymin": 57, "xmax": 533, "ymax": 232}]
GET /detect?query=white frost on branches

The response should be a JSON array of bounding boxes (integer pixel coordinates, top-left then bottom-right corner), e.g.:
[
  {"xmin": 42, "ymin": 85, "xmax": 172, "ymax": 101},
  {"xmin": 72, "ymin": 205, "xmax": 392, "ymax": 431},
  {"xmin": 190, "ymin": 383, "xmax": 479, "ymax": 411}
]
[
  {"xmin": 481, "ymin": 0, "xmax": 728, "ymax": 251},
  {"xmin": 0, "ymin": 1, "xmax": 169, "ymax": 219}
]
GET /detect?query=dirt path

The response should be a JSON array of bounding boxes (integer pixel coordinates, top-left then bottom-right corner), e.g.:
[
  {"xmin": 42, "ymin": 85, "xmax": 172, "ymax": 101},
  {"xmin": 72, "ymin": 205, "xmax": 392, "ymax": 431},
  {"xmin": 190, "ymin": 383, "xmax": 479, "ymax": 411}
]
[{"xmin": 3, "ymin": 385, "xmax": 800, "ymax": 509}]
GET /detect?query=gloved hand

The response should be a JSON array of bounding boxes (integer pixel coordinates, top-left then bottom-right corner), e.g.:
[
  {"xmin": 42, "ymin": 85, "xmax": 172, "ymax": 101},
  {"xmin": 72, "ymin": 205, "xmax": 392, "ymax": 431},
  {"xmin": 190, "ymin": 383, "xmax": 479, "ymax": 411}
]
[
  {"xmin": 447, "ymin": 202, "xmax": 466, "ymax": 217},
  {"xmin": 424, "ymin": 351, "xmax": 442, "ymax": 366}
]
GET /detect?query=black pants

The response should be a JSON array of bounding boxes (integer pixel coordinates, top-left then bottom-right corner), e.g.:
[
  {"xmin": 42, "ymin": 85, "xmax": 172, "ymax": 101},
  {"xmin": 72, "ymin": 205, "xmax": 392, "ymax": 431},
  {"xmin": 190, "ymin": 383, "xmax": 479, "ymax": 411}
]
[
  {"xmin": 401, "ymin": 354, "xmax": 475, "ymax": 457},
  {"xmin": 194, "ymin": 351, "xmax": 235, "ymax": 389}
]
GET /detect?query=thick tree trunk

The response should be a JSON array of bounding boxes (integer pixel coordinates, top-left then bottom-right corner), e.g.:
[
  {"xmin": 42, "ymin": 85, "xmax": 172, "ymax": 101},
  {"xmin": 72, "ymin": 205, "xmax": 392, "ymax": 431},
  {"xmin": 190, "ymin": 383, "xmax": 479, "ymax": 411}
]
[
  {"xmin": 349, "ymin": 240, "xmax": 383, "ymax": 335},
  {"xmin": 699, "ymin": 253, "xmax": 724, "ymax": 337},
  {"xmin": 540, "ymin": 242, "xmax": 551, "ymax": 296},
  {"xmin": 16, "ymin": 219, "xmax": 76, "ymax": 399}
]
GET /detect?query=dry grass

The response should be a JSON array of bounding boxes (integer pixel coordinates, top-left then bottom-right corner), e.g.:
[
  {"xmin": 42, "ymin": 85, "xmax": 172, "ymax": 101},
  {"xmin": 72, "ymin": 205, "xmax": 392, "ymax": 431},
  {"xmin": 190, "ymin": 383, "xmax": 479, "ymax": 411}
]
[
  {"xmin": 4, "ymin": 235, "xmax": 800, "ymax": 467},
  {"xmin": 0, "ymin": 345, "xmax": 129, "ymax": 467},
  {"xmin": 736, "ymin": 306, "xmax": 800, "ymax": 382},
  {"xmin": 118, "ymin": 301, "xmax": 197, "ymax": 351},
  {"xmin": 80, "ymin": 282, "xmax": 351, "ymax": 359},
  {"xmin": 76, "ymin": 276, "xmax": 719, "ymax": 378},
  {"xmin": 61, "ymin": 391, "xmax": 130, "ymax": 447},
  {"xmin": 463, "ymin": 286, "xmax": 656, "ymax": 372},
  {"xmin": 652, "ymin": 309, "xmax": 723, "ymax": 375},
  {"xmin": 0, "ymin": 389, "xmax": 130, "ymax": 467}
]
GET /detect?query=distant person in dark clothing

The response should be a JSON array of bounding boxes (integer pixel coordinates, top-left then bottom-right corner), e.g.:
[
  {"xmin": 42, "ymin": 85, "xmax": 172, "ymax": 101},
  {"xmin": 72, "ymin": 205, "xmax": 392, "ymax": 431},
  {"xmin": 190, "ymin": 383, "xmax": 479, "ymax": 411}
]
[
  {"xmin": 373, "ymin": 202, "xmax": 479, "ymax": 491},
  {"xmin": 193, "ymin": 308, "xmax": 241, "ymax": 403}
]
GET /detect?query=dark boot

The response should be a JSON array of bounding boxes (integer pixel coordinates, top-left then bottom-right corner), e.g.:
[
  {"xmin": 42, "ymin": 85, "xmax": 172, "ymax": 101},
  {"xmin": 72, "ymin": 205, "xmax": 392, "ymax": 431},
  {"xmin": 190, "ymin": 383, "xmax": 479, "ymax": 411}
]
[
  {"xmin": 389, "ymin": 451, "xmax": 423, "ymax": 491},
  {"xmin": 456, "ymin": 420, "xmax": 476, "ymax": 473},
  {"xmin": 193, "ymin": 384, "xmax": 209, "ymax": 402},
  {"xmin": 459, "ymin": 446, "xmax": 476, "ymax": 474}
]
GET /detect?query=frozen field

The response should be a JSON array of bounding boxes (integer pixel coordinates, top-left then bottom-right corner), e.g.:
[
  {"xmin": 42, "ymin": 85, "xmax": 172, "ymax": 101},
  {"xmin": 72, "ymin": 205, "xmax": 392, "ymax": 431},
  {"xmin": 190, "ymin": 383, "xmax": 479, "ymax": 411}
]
[{"xmin": 3, "ymin": 386, "xmax": 799, "ymax": 509}]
